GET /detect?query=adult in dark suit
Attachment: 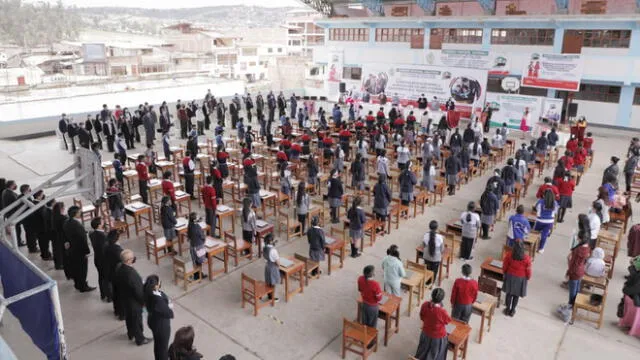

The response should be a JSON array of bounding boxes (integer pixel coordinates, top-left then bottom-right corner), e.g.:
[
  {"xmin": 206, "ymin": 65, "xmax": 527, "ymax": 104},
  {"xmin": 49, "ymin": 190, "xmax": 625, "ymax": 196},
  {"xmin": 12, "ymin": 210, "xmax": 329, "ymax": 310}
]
[
  {"xmin": 51, "ymin": 201, "xmax": 69, "ymax": 273},
  {"xmin": 58, "ymin": 113, "xmax": 69, "ymax": 150},
  {"xmin": 84, "ymin": 115, "xmax": 94, "ymax": 143},
  {"xmin": 2, "ymin": 182, "xmax": 27, "ymax": 247},
  {"xmin": 63, "ymin": 206, "xmax": 95, "ymax": 292},
  {"xmin": 267, "ymin": 91, "xmax": 276, "ymax": 123},
  {"xmin": 229, "ymin": 101, "xmax": 239, "ymax": 129},
  {"xmin": 89, "ymin": 217, "xmax": 111, "ymax": 302},
  {"xmin": 115, "ymin": 249, "xmax": 151, "ymax": 345},
  {"xmin": 92, "ymin": 114, "xmax": 103, "ymax": 148},
  {"xmin": 256, "ymin": 92, "xmax": 264, "ymax": 120},
  {"xmin": 104, "ymin": 230, "xmax": 124, "ymax": 319},
  {"xmin": 144, "ymin": 275, "xmax": 174, "ymax": 360},
  {"xmin": 244, "ymin": 93, "xmax": 253, "ymax": 123},
  {"xmin": 77, "ymin": 124, "xmax": 92, "ymax": 149},
  {"xmin": 67, "ymin": 121, "xmax": 78, "ymax": 153},
  {"xmin": 101, "ymin": 104, "xmax": 116, "ymax": 152},
  {"xmin": 143, "ymin": 106, "xmax": 157, "ymax": 146},
  {"xmin": 22, "ymin": 186, "xmax": 41, "ymax": 254}
]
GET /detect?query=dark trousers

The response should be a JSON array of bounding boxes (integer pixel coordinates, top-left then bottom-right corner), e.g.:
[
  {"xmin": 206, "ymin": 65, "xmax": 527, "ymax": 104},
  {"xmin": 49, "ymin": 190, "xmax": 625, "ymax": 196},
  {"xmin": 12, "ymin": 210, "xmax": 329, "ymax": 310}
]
[
  {"xmin": 297, "ymin": 214, "xmax": 307, "ymax": 233},
  {"xmin": 481, "ymin": 223, "xmax": 490, "ymax": 238},
  {"xmin": 125, "ymin": 134, "xmax": 135, "ymax": 149},
  {"xmin": 52, "ymin": 235, "xmax": 65, "ymax": 269},
  {"xmin": 38, "ymin": 231, "xmax": 52, "ymax": 258},
  {"xmin": 73, "ymin": 255, "xmax": 89, "ymax": 290},
  {"xmin": 231, "ymin": 114, "xmax": 238, "ymax": 129},
  {"xmin": 180, "ymin": 120, "xmax": 188, "ymax": 139},
  {"xmin": 268, "ymin": 108, "xmax": 275, "ymax": 123},
  {"xmin": 184, "ymin": 173, "xmax": 195, "ymax": 197},
  {"xmin": 134, "ymin": 127, "xmax": 141, "ymax": 143},
  {"xmin": 205, "ymin": 207, "xmax": 217, "ymax": 237},
  {"xmin": 69, "ymin": 137, "xmax": 77, "ymax": 153},
  {"xmin": 625, "ymin": 172, "xmax": 633, "ymax": 192},
  {"xmin": 505, "ymin": 294, "xmax": 519, "ymax": 311},
  {"xmin": 106, "ymin": 135, "xmax": 115, "ymax": 152},
  {"xmin": 95, "ymin": 262, "xmax": 110, "ymax": 299},
  {"xmin": 139, "ymin": 180, "xmax": 149, "ymax": 204},
  {"xmin": 61, "ymin": 133, "xmax": 68, "ymax": 150},
  {"xmin": 25, "ymin": 229, "xmax": 38, "ymax": 252},
  {"xmin": 425, "ymin": 260, "xmax": 440, "ymax": 282},
  {"xmin": 246, "ymin": 110, "xmax": 252, "ymax": 123},
  {"xmin": 204, "ymin": 114, "xmax": 211, "ymax": 130},
  {"xmin": 125, "ymin": 306, "xmax": 145, "ymax": 344},
  {"xmin": 94, "ymin": 132, "xmax": 103, "ymax": 148},
  {"xmin": 112, "ymin": 280, "xmax": 124, "ymax": 319},
  {"xmin": 460, "ymin": 236, "xmax": 474, "ymax": 260},
  {"xmin": 557, "ymin": 207, "xmax": 567, "ymax": 222},
  {"xmin": 63, "ymin": 249, "xmax": 73, "ymax": 279},
  {"xmin": 149, "ymin": 319, "xmax": 170, "ymax": 360}
]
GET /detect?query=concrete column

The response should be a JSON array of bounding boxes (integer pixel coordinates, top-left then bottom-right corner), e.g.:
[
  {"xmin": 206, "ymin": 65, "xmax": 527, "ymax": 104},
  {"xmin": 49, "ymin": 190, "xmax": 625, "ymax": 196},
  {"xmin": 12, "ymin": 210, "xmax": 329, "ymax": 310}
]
[
  {"xmin": 369, "ymin": 26, "xmax": 376, "ymax": 45},
  {"xmin": 629, "ymin": 29, "xmax": 640, "ymax": 56},
  {"xmin": 423, "ymin": 26, "xmax": 431, "ymax": 49},
  {"xmin": 553, "ymin": 27, "xmax": 565, "ymax": 53},
  {"xmin": 616, "ymin": 85, "xmax": 635, "ymax": 127},
  {"xmin": 482, "ymin": 26, "xmax": 491, "ymax": 51}
]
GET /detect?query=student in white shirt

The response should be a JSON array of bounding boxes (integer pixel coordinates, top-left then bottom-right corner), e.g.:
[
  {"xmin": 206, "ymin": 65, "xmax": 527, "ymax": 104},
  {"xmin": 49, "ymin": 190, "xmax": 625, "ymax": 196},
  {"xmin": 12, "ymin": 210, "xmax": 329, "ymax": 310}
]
[
  {"xmin": 460, "ymin": 202, "xmax": 481, "ymax": 260},
  {"xmin": 420, "ymin": 110, "xmax": 431, "ymax": 134},
  {"xmin": 587, "ymin": 201, "xmax": 603, "ymax": 249},
  {"xmin": 263, "ymin": 233, "xmax": 280, "ymax": 302},
  {"xmin": 491, "ymin": 129, "xmax": 504, "ymax": 149}
]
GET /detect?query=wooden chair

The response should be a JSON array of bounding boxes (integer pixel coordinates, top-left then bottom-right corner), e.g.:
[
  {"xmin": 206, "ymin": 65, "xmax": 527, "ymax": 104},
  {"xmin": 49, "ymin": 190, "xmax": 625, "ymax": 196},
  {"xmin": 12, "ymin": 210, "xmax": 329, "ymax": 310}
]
[
  {"xmin": 478, "ymin": 276, "xmax": 502, "ymax": 309},
  {"xmin": 225, "ymin": 231, "xmax": 252, "ymax": 266},
  {"xmin": 277, "ymin": 209, "xmax": 302, "ymax": 241},
  {"xmin": 106, "ymin": 215, "xmax": 130, "ymax": 240},
  {"xmin": 269, "ymin": 185, "xmax": 290, "ymax": 208},
  {"xmin": 571, "ymin": 290, "xmax": 607, "ymax": 329},
  {"xmin": 294, "ymin": 253, "xmax": 320, "ymax": 285},
  {"xmin": 240, "ymin": 273, "xmax": 275, "ymax": 316},
  {"xmin": 431, "ymin": 181, "xmax": 445, "ymax": 205},
  {"xmin": 73, "ymin": 198, "xmax": 95, "ymax": 225},
  {"xmin": 145, "ymin": 230, "xmax": 171, "ymax": 265},
  {"xmin": 173, "ymin": 255, "xmax": 202, "ymax": 291},
  {"xmin": 342, "ymin": 318, "xmax": 378, "ymax": 359}
]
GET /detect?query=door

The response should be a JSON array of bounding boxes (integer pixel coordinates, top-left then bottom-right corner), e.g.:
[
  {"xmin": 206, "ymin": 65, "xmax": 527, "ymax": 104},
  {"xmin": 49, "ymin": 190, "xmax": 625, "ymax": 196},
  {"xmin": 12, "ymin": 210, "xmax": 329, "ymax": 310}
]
[
  {"xmin": 562, "ymin": 30, "xmax": 583, "ymax": 54},
  {"xmin": 429, "ymin": 29, "xmax": 443, "ymax": 50}
]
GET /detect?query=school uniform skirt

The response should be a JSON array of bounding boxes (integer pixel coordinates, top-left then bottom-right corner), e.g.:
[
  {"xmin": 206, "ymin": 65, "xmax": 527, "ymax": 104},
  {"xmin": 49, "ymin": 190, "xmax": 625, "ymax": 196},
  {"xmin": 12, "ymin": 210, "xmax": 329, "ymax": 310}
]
[
  {"xmin": 481, "ymin": 214, "xmax": 494, "ymax": 225},
  {"xmin": 250, "ymin": 193, "xmax": 261, "ymax": 208},
  {"xmin": 163, "ymin": 227, "xmax": 177, "ymax": 241},
  {"xmin": 265, "ymin": 262, "xmax": 281, "ymax": 286},
  {"xmin": 559, "ymin": 195, "xmax": 573, "ymax": 208},
  {"xmin": 503, "ymin": 273, "xmax": 528, "ymax": 297},
  {"xmin": 400, "ymin": 191, "xmax": 414, "ymax": 202},
  {"xmin": 309, "ymin": 248, "xmax": 325, "ymax": 262},
  {"xmin": 329, "ymin": 197, "xmax": 342, "ymax": 208},
  {"xmin": 422, "ymin": 174, "xmax": 434, "ymax": 192},
  {"xmin": 219, "ymin": 163, "xmax": 229, "ymax": 178},
  {"xmin": 415, "ymin": 332, "xmax": 448, "ymax": 360},
  {"xmin": 373, "ymin": 207, "xmax": 388, "ymax": 217},
  {"xmin": 446, "ymin": 174, "xmax": 457, "ymax": 186},
  {"xmin": 349, "ymin": 228, "xmax": 364, "ymax": 240},
  {"xmin": 504, "ymin": 183, "xmax": 515, "ymax": 194},
  {"xmin": 352, "ymin": 178, "xmax": 365, "ymax": 190},
  {"xmin": 360, "ymin": 303, "xmax": 379, "ymax": 328}
]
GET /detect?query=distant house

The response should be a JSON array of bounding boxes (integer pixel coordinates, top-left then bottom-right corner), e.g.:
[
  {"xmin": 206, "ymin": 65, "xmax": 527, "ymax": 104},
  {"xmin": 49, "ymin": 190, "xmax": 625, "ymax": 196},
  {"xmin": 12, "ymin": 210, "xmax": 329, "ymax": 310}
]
[{"xmin": 71, "ymin": 42, "xmax": 171, "ymax": 76}]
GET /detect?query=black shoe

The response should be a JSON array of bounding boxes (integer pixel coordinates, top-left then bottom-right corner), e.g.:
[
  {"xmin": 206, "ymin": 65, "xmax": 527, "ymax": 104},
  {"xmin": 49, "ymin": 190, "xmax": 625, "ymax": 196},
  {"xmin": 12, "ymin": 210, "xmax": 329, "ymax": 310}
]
[
  {"xmin": 28, "ymin": 249, "xmax": 39, "ymax": 254},
  {"xmin": 18, "ymin": 241, "xmax": 26, "ymax": 247},
  {"xmin": 509, "ymin": 309, "xmax": 516, "ymax": 317},
  {"xmin": 54, "ymin": 266, "xmax": 64, "ymax": 270},
  {"xmin": 79, "ymin": 286, "xmax": 96, "ymax": 293},
  {"xmin": 118, "ymin": 316, "xmax": 126, "ymax": 321},
  {"xmin": 105, "ymin": 297, "xmax": 112, "ymax": 303},
  {"xmin": 351, "ymin": 253, "xmax": 361, "ymax": 258},
  {"xmin": 136, "ymin": 337, "xmax": 152, "ymax": 346},
  {"xmin": 128, "ymin": 335, "xmax": 134, "ymax": 341}
]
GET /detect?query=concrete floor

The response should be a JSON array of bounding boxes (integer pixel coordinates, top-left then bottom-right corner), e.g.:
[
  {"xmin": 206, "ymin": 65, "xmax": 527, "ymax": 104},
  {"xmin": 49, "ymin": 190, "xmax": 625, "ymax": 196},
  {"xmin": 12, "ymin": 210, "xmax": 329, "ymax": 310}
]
[{"xmin": 1, "ymin": 125, "xmax": 640, "ymax": 360}]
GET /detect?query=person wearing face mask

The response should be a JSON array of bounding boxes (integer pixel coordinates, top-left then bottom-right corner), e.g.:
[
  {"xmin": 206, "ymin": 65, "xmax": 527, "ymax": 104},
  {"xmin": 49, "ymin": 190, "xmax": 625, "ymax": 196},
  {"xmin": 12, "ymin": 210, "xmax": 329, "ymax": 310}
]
[
  {"xmin": 115, "ymin": 249, "xmax": 151, "ymax": 346},
  {"xmin": 144, "ymin": 275, "xmax": 174, "ymax": 360}
]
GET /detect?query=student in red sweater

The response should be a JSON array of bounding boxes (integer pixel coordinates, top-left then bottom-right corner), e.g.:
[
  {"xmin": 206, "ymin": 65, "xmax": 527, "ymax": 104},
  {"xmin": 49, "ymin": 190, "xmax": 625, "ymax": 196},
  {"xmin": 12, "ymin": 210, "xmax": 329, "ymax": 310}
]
[
  {"xmin": 135, "ymin": 154, "xmax": 150, "ymax": 204},
  {"xmin": 566, "ymin": 135, "xmax": 578, "ymax": 154},
  {"xmin": 573, "ymin": 143, "xmax": 587, "ymax": 172},
  {"xmin": 536, "ymin": 177, "xmax": 560, "ymax": 200},
  {"xmin": 450, "ymin": 264, "xmax": 479, "ymax": 323},
  {"xmin": 565, "ymin": 231, "xmax": 590, "ymax": 308},
  {"xmin": 201, "ymin": 175, "xmax": 217, "ymax": 237},
  {"xmin": 556, "ymin": 171, "xmax": 575, "ymax": 223},
  {"xmin": 560, "ymin": 150, "xmax": 574, "ymax": 171},
  {"xmin": 161, "ymin": 171, "xmax": 176, "ymax": 207},
  {"xmin": 415, "ymin": 288, "xmax": 451, "ymax": 360},
  {"xmin": 357, "ymin": 265, "xmax": 382, "ymax": 328},
  {"xmin": 583, "ymin": 132, "xmax": 594, "ymax": 154},
  {"xmin": 502, "ymin": 240, "xmax": 532, "ymax": 317}
]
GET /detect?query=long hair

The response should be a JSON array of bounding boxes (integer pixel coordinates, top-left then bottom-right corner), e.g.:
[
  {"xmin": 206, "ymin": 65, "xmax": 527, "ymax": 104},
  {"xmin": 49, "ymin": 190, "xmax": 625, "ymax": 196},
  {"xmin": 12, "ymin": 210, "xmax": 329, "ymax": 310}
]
[
  {"xmin": 597, "ymin": 186, "xmax": 608, "ymax": 202},
  {"xmin": 543, "ymin": 189, "xmax": 555, "ymax": 210},
  {"xmin": 512, "ymin": 240, "xmax": 525, "ymax": 261},
  {"xmin": 473, "ymin": 139, "xmax": 480, "ymax": 155},
  {"xmin": 296, "ymin": 181, "xmax": 306, "ymax": 206},
  {"xmin": 170, "ymin": 326, "xmax": 197, "ymax": 357},
  {"xmin": 242, "ymin": 197, "xmax": 252, "ymax": 223},
  {"xmin": 428, "ymin": 220, "xmax": 438, "ymax": 257},
  {"xmin": 143, "ymin": 274, "xmax": 160, "ymax": 308}
]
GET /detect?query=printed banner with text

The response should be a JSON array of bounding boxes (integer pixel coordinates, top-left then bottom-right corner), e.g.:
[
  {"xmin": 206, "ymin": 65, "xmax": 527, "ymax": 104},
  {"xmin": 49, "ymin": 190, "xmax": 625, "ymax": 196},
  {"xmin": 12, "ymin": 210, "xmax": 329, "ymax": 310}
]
[
  {"xmin": 360, "ymin": 63, "xmax": 488, "ymax": 112},
  {"xmin": 521, "ymin": 53, "xmax": 583, "ymax": 91},
  {"xmin": 424, "ymin": 49, "xmax": 510, "ymax": 75},
  {"xmin": 486, "ymin": 92, "xmax": 543, "ymax": 131}
]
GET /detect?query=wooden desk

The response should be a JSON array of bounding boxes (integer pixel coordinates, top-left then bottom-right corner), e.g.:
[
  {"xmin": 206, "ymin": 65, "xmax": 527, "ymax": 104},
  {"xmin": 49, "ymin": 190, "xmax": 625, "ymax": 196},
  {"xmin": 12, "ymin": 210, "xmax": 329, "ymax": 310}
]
[
  {"xmin": 356, "ymin": 293, "xmax": 401, "ymax": 346},
  {"xmin": 343, "ymin": 218, "xmax": 377, "ymax": 251},
  {"xmin": 175, "ymin": 190, "xmax": 192, "ymax": 216},
  {"xmin": 400, "ymin": 268, "xmax": 425, "ymax": 317},
  {"xmin": 415, "ymin": 246, "xmax": 449, "ymax": 286},
  {"xmin": 148, "ymin": 179, "xmax": 163, "ymax": 205},
  {"xmin": 446, "ymin": 219, "xmax": 463, "ymax": 237},
  {"xmin": 169, "ymin": 146, "xmax": 183, "ymax": 160},
  {"xmin": 279, "ymin": 256, "xmax": 305, "ymax": 302},
  {"xmin": 124, "ymin": 202, "xmax": 152, "ymax": 236},
  {"xmin": 215, "ymin": 204, "xmax": 236, "ymax": 237},
  {"xmin": 205, "ymin": 237, "xmax": 228, "ymax": 279},
  {"xmin": 480, "ymin": 257, "xmax": 504, "ymax": 282},
  {"xmin": 448, "ymin": 319, "xmax": 472, "ymax": 360},
  {"xmin": 155, "ymin": 161, "xmax": 176, "ymax": 180},
  {"xmin": 126, "ymin": 153, "xmax": 141, "ymax": 167},
  {"xmin": 472, "ymin": 293, "xmax": 497, "ymax": 344},
  {"xmin": 255, "ymin": 223, "xmax": 275, "ymax": 257},
  {"xmin": 259, "ymin": 190, "xmax": 277, "ymax": 219},
  {"xmin": 175, "ymin": 218, "xmax": 210, "ymax": 256},
  {"xmin": 324, "ymin": 236, "xmax": 345, "ymax": 275},
  {"xmin": 123, "ymin": 169, "xmax": 138, "ymax": 194}
]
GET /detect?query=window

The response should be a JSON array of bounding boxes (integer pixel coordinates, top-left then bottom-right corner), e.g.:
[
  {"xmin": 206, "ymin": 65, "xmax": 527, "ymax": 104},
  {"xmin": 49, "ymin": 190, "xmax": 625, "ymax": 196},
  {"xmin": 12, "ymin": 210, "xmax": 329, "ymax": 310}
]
[
  {"xmin": 441, "ymin": 29, "xmax": 483, "ymax": 44},
  {"xmin": 343, "ymin": 66, "xmax": 362, "ymax": 80},
  {"xmin": 242, "ymin": 48, "xmax": 257, "ymax": 56},
  {"xmin": 278, "ymin": 48, "xmax": 282, "ymax": 53},
  {"xmin": 139, "ymin": 64, "xmax": 167, "ymax": 74},
  {"xmin": 268, "ymin": 48, "xmax": 273, "ymax": 53},
  {"xmin": 375, "ymin": 28, "xmax": 424, "ymax": 42},
  {"xmin": 249, "ymin": 61, "xmax": 256, "ymax": 66},
  {"xmin": 217, "ymin": 54, "xmax": 237, "ymax": 64},
  {"xmin": 634, "ymin": 88, "xmax": 640, "ymax": 105},
  {"xmin": 329, "ymin": 28, "xmax": 370, "ymax": 42},
  {"xmin": 574, "ymin": 84, "xmax": 621, "ymax": 103},
  {"xmin": 491, "ymin": 29, "xmax": 555, "ymax": 46},
  {"xmin": 565, "ymin": 30, "xmax": 631, "ymax": 48}
]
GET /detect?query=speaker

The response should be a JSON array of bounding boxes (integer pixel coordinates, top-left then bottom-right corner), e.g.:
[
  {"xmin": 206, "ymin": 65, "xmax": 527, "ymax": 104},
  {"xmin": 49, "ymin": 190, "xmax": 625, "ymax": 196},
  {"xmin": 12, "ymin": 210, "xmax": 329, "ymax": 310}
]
[
  {"xmin": 339, "ymin": 82, "xmax": 346, "ymax": 93},
  {"xmin": 568, "ymin": 103, "xmax": 578, "ymax": 117}
]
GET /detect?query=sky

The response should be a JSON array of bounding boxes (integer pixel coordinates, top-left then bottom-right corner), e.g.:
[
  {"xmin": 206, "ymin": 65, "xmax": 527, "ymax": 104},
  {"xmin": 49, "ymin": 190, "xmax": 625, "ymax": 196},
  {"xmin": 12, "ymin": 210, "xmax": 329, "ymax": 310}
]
[{"xmin": 27, "ymin": 0, "xmax": 305, "ymax": 8}]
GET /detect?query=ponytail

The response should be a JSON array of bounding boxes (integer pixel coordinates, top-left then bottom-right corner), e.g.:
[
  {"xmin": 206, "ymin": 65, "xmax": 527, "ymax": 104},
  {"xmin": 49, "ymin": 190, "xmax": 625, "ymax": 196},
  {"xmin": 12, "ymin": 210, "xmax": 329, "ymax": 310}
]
[{"xmin": 428, "ymin": 230, "xmax": 436, "ymax": 257}]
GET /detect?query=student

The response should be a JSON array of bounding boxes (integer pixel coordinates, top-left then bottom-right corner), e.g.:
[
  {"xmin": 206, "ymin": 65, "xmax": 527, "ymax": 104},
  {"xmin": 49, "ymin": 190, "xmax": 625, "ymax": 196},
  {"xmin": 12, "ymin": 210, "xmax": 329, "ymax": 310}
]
[
  {"xmin": 162, "ymin": 171, "xmax": 176, "ymax": 208},
  {"xmin": 241, "ymin": 198, "xmax": 257, "ymax": 255},
  {"xmin": 396, "ymin": 141, "xmax": 411, "ymax": 170},
  {"xmin": 376, "ymin": 149, "xmax": 390, "ymax": 179},
  {"xmin": 552, "ymin": 160, "xmax": 565, "ymax": 185},
  {"xmin": 501, "ymin": 158, "xmax": 517, "ymax": 195},
  {"xmin": 357, "ymin": 265, "xmax": 382, "ymax": 328},
  {"xmin": 556, "ymin": 171, "xmax": 576, "ymax": 223},
  {"xmin": 347, "ymin": 196, "xmax": 365, "ymax": 258},
  {"xmin": 585, "ymin": 247, "xmax": 606, "ymax": 278},
  {"xmin": 263, "ymin": 233, "xmax": 280, "ymax": 302},
  {"xmin": 399, "ymin": 162, "xmax": 417, "ymax": 206},
  {"xmin": 414, "ymin": 288, "xmax": 451, "ymax": 360},
  {"xmin": 459, "ymin": 202, "xmax": 480, "ymax": 260},
  {"xmin": 307, "ymin": 154, "xmax": 319, "ymax": 187},
  {"xmin": 296, "ymin": 181, "xmax": 310, "ymax": 234},
  {"xmin": 182, "ymin": 151, "xmax": 196, "ymax": 199},
  {"xmin": 144, "ymin": 275, "xmax": 174, "ymax": 360},
  {"xmin": 382, "ymin": 244, "xmax": 406, "ymax": 296},
  {"xmin": 502, "ymin": 240, "xmax": 532, "ymax": 317},
  {"xmin": 243, "ymin": 159, "xmax": 261, "ymax": 209},
  {"xmin": 624, "ymin": 149, "xmax": 640, "ymax": 192},
  {"xmin": 469, "ymin": 138, "xmax": 483, "ymax": 166},
  {"xmin": 186, "ymin": 212, "xmax": 206, "ymax": 280},
  {"xmin": 507, "ymin": 205, "xmax": 530, "ymax": 247},
  {"xmin": 565, "ymin": 231, "xmax": 590, "ymax": 308},
  {"xmin": 307, "ymin": 216, "xmax": 325, "ymax": 276},
  {"xmin": 279, "ymin": 162, "xmax": 292, "ymax": 196},
  {"xmin": 373, "ymin": 175, "xmax": 392, "ymax": 231},
  {"xmin": 333, "ymin": 143, "xmax": 345, "ymax": 172},
  {"xmin": 445, "ymin": 149, "xmax": 461, "ymax": 195},
  {"xmin": 160, "ymin": 196, "xmax": 177, "ymax": 253},
  {"xmin": 201, "ymin": 175, "xmax": 217, "ymax": 236},
  {"xmin": 168, "ymin": 326, "xmax": 203, "ymax": 360},
  {"xmin": 491, "ymin": 128, "xmax": 504, "ymax": 148},
  {"xmin": 135, "ymin": 154, "xmax": 150, "ymax": 204},
  {"xmin": 479, "ymin": 184, "xmax": 499, "ymax": 240},
  {"xmin": 422, "ymin": 220, "xmax": 444, "ymax": 281},
  {"xmin": 450, "ymin": 264, "xmax": 479, "ymax": 323},
  {"xmin": 105, "ymin": 179, "xmax": 125, "ymax": 222},
  {"xmin": 113, "ymin": 153, "xmax": 124, "ymax": 184},
  {"xmin": 350, "ymin": 153, "xmax": 366, "ymax": 191},
  {"xmin": 534, "ymin": 189, "xmax": 558, "ymax": 254},
  {"xmin": 536, "ymin": 176, "xmax": 560, "ymax": 200},
  {"xmin": 587, "ymin": 201, "xmax": 603, "ymax": 249},
  {"xmin": 327, "ymin": 169, "xmax": 344, "ymax": 224}
]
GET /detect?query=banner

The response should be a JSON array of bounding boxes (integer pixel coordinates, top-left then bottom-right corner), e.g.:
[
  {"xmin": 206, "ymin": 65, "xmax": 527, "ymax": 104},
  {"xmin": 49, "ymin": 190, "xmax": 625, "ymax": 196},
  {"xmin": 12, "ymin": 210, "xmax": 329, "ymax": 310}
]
[
  {"xmin": 326, "ymin": 50, "xmax": 343, "ymax": 83},
  {"xmin": 424, "ymin": 50, "xmax": 510, "ymax": 75},
  {"xmin": 486, "ymin": 92, "xmax": 543, "ymax": 131},
  {"xmin": 360, "ymin": 63, "xmax": 488, "ymax": 112},
  {"xmin": 541, "ymin": 97, "xmax": 563, "ymax": 123},
  {"xmin": 521, "ymin": 53, "xmax": 583, "ymax": 91}
]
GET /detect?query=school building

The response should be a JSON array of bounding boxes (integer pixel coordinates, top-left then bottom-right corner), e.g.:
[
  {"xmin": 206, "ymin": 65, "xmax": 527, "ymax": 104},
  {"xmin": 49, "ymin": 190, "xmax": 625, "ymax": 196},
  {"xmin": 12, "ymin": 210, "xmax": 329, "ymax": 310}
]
[{"xmin": 303, "ymin": 0, "xmax": 640, "ymax": 128}]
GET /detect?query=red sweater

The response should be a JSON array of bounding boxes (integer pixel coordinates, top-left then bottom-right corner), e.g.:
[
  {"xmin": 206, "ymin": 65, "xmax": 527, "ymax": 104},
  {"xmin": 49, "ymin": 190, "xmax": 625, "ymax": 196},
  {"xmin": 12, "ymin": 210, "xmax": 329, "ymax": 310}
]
[
  {"xmin": 420, "ymin": 302, "xmax": 451, "ymax": 339},
  {"xmin": 357, "ymin": 276, "xmax": 382, "ymax": 306},
  {"xmin": 301, "ymin": 134, "xmax": 311, "ymax": 142},
  {"xmin": 557, "ymin": 178, "xmax": 576, "ymax": 196},
  {"xmin": 567, "ymin": 244, "xmax": 590, "ymax": 280},
  {"xmin": 322, "ymin": 137, "xmax": 334, "ymax": 146},
  {"xmin": 136, "ymin": 162, "xmax": 149, "ymax": 181},
  {"xmin": 536, "ymin": 183, "xmax": 559, "ymax": 200},
  {"xmin": 407, "ymin": 115, "xmax": 416, "ymax": 123},
  {"xmin": 450, "ymin": 278, "xmax": 478, "ymax": 306},
  {"xmin": 276, "ymin": 151, "xmax": 288, "ymax": 162},
  {"xmin": 201, "ymin": 184, "xmax": 217, "ymax": 209},
  {"xmin": 366, "ymin": 115, "xmax": 375, "ymax": 123},
  {"xmin": 291, "ymin": 143, "xmax": 302, "ymax": 153},
  {"xmin": 566, "ymin": 140, "xmax": 578, "ymax": 153},
  {"xmin": 583, "ymin": 137, "xmax": 594, "ymax": 150},
  {"xmin": 243, "ymin": 158, "xmax": 255, "ymax": 167},
  {"xmin": 162, "ymin": 180, "xmax": 176, "ymax": 201},
  {"xmin": 502, "ymin": 253, "xmax": 532, "ymax": 279},
  {"xmin": 560, "ymin": 156, "xmax": 574, "ymax": 170},
  {"xmin": 573, "ymin": 148, "xmax": 587, "ymax": 166}
]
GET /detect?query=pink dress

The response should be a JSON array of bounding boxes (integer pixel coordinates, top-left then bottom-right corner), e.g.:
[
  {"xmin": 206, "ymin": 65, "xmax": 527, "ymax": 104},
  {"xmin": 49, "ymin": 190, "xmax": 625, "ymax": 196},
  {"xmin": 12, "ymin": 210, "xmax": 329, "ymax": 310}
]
[
  {"xmin": 619, "ymin": 295, "xmax": 640, "ymax": 337},
  {"xmin": 520, "ymin": 113, "xmax": 530, "ymax": 132}
]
